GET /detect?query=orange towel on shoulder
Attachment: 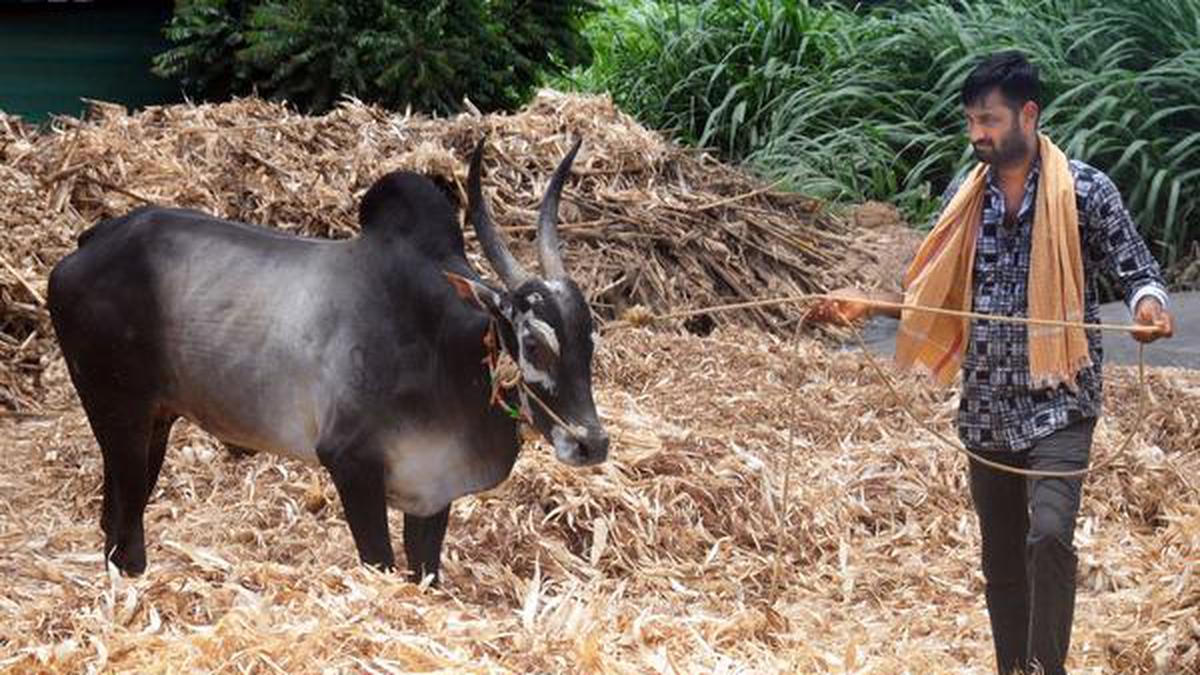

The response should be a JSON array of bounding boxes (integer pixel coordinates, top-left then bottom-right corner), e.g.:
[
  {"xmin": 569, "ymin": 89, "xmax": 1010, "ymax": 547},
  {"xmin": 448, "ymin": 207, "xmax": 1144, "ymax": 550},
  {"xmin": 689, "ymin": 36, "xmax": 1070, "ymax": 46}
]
[{"xmin": 895, "ymin": 134, "xmax": 1091, "ymax": 390}]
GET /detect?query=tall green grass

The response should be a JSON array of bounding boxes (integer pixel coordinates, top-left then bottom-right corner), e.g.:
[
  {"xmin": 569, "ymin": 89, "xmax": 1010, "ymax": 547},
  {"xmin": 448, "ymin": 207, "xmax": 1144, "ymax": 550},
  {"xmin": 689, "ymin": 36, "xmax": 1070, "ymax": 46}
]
[{"xmin": 570, "ymin": 0, "xmax": 1200, "ymax": 265}]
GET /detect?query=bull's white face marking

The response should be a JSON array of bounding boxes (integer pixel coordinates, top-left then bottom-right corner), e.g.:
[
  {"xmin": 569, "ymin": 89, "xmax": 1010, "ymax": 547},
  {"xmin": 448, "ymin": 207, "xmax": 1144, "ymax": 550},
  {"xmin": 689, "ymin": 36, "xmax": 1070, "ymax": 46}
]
[
  {"xmin": 526, "ymin": 317, "xmax": 560, "ymax": 356},
  {"xmin": 514, "ymin": 307, "xmax": 561, "ymax": 393},
  {"xmin": 517, "ymin": 351, "xmax": 554, "ymax": 392}
]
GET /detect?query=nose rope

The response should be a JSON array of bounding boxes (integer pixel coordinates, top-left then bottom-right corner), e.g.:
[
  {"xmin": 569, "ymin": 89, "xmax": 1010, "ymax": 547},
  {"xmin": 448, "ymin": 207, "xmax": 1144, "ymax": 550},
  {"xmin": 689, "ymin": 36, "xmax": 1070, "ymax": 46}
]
[
  {"xmin": 518, "ymin": 381, "xmax": 589, "ymax": 441},
  {"xmin": 483, "ymin": 320, "xmax": 589, "ymax": 442}
]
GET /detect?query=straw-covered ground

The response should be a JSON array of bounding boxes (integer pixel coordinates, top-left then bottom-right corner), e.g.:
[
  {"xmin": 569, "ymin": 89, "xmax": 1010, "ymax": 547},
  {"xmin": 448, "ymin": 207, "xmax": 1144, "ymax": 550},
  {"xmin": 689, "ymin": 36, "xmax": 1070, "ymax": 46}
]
[
  {"xmin": 1, "ymin": 93, "xmax": 1197, "ymax": 673},
  {"xmin": 3, "ymin": 329, "xmax": 1198, "ymax": 673}
]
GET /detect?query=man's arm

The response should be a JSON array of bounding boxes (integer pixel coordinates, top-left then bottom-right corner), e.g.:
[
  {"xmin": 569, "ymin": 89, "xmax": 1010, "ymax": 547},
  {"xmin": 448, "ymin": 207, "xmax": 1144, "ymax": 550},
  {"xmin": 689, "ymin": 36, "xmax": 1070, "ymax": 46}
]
[
  {"xmin": 1084, "ymin": 170, "xmax": 1174, "ymax": 342},
  {"xmin": 809, "ymin": 288, "xmax": 903, "ymax": 324},
  {"xmin": 812, "ymin": 176, "xmax": 963, "ymax": 325}
]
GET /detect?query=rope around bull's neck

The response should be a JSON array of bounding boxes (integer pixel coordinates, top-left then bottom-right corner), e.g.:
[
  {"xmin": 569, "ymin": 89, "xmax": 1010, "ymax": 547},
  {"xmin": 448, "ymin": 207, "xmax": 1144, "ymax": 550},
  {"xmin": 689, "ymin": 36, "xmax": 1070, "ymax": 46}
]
[
  {"xmin": 483, "ymin": 322, "xmax": 586, "ymax": 439},
  {"xmin": 605, "ymin": 293, "xmax": 1154, "ymax": 479}
]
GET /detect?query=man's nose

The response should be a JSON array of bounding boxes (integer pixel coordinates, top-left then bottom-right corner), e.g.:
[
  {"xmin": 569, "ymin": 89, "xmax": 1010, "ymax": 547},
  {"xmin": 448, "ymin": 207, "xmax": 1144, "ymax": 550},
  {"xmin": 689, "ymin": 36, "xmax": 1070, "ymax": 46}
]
[{"xmin": 968, "ymin": 124, "xmax": 990, "ymax": 144}]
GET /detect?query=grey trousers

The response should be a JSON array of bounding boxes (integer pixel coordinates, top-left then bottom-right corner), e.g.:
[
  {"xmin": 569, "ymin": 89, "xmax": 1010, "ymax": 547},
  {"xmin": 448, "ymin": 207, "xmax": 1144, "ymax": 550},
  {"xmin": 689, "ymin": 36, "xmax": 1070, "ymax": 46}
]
[{"xmin": 968, "ymin": 417, "xmax": 1097, "ymax": 675}]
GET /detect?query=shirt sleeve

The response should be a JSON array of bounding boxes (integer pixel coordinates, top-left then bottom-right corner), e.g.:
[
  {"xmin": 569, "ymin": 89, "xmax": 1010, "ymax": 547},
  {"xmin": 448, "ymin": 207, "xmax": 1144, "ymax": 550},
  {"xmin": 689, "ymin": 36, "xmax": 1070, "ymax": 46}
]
[{"xmin": 1083, "ymin": 170, "xmax": 1170, "ymax": 314}]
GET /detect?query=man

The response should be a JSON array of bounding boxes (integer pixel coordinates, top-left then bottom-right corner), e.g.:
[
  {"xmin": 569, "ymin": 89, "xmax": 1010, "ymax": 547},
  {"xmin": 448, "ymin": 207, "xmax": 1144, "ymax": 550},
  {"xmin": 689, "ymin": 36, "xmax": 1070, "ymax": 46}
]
[{"xmin": 813, "ymin": 51, "xmax": 1174, "ymax": 674}]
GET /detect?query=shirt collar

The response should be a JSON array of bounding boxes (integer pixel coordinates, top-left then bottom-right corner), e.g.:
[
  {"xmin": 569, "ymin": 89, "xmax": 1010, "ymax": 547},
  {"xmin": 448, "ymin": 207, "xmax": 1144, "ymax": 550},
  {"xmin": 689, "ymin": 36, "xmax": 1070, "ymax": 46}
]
[
  {"xmin": 984, "ymin": 154, "xmax": 1041, "ymax": 191},
  {"xmin": 984, "ymin": 154, "xmax": 1042, "ymax": 224}
]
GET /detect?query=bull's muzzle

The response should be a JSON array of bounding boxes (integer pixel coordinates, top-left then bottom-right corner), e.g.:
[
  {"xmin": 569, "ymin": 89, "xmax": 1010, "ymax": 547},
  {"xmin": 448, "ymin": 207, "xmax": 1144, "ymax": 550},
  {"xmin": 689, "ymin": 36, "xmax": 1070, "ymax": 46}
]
[{"xmin": 553, "ymin": 424, "xmax": 609, "ymax": 467}]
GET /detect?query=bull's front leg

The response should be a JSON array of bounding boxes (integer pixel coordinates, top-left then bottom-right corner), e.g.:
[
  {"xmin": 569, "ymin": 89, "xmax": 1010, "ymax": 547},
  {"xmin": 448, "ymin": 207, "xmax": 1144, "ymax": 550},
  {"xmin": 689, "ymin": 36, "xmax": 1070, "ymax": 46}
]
[
  {"xmin": 404, "ymin": 505, "xmax": 451, "ymax": 585},
  {"xmin": 317, "ymin": 442, "xmax": 395, "ymax": 571}
]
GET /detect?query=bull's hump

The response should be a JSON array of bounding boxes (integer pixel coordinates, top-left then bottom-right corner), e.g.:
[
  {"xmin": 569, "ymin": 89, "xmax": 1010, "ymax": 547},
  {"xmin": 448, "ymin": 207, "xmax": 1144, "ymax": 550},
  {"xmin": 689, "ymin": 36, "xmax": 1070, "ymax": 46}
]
[{"xmin": 359, "ymin": 172, "xmax": 465, "ymax": 262}]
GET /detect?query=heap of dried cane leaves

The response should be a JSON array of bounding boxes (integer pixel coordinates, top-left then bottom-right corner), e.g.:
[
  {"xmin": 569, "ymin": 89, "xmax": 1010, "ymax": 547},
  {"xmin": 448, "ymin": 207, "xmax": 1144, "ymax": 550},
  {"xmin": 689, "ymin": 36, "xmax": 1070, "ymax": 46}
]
[{"xmin": 0, "ymin": 91, "xmax": 870, "ymax": 411}]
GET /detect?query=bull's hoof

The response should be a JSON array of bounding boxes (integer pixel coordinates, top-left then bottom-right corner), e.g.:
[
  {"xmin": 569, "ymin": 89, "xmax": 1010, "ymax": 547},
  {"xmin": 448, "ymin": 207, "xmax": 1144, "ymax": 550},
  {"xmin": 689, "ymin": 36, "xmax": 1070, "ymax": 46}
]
[{"xmin": 106, "ymin": 543, "xmax": 147, "ymax": 576}]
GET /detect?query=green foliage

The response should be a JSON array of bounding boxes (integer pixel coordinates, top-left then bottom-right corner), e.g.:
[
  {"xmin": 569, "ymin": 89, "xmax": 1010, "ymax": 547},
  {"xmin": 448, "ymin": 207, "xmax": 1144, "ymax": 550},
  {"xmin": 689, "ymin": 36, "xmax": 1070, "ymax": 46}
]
[
  {"xmin": 153, "ymin": 0, "xmax": 255, "ymax": 102},
  {"xmin": 154, "ymin": 0, "xmax": 598, "ymax": 115},
  {"xmin": 574, "ymin": 0, "xmax": 1200, "ymax": 265}
]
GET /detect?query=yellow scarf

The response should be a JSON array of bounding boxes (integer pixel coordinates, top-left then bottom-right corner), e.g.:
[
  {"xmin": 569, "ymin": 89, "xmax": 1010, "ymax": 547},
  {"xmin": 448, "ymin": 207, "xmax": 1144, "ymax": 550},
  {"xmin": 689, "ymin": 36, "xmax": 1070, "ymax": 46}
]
[{"xmin": 895, "ymin": 134, "xmax": 1091, "ymax": 389}]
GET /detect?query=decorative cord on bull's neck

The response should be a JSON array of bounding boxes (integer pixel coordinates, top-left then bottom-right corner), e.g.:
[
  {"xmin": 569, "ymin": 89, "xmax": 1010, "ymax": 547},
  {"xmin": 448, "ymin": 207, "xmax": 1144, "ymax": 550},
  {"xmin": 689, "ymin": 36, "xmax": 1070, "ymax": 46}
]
[
  {"xmin": 482, "ymin": 319, "xmax": 527, "ymax": 422},
  {"xmin": 483, "ymin": 319, "xmax": 587, "ymax": 442}
]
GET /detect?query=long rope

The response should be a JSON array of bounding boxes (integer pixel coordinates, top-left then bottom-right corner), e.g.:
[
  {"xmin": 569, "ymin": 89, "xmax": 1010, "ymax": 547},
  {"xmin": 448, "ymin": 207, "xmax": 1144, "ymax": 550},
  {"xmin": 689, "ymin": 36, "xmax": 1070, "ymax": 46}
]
[
  {"xmin": 847, "ymin": 317, "xmax": 1145, "ymax": 479},
  {"xmin": 610, "ymin": 292, "xmax": 1156, "ymax": 335},
  {"xmin": 607, "ymin": 293, "xmax": 1155, "ymax": 479}
]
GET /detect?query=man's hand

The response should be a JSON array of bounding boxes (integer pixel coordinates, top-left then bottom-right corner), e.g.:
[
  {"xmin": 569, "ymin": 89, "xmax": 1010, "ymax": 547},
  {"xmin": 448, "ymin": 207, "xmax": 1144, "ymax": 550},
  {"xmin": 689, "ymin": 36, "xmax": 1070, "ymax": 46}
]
[
  {"xmin": 1133, "ymin": 297, "xmax": 1174, "ymax": 343},
  {"xmin": 810, "ymin": 287, "xmax": 873, "ymax": 325}
]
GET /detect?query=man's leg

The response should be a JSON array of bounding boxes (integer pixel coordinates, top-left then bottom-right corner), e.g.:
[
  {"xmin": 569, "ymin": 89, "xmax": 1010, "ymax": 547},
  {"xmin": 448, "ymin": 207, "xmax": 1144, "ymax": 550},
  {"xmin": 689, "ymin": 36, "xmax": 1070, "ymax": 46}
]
[
  {"xmin": 1025, "ymin": 417, "xmax": 1095, "ymax": 675},
  {"xmin": 969, "ymin": 448, "xmax": 1031, "ymax": 674}
]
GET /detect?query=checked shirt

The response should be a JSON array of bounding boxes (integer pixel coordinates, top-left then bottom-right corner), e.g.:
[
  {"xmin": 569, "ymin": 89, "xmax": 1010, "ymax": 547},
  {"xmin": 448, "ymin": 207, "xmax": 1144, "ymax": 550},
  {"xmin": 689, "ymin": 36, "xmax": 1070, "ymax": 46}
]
[{"xmin": 932, "ymin": 157, "xmax": 1169, "ymax": 451}]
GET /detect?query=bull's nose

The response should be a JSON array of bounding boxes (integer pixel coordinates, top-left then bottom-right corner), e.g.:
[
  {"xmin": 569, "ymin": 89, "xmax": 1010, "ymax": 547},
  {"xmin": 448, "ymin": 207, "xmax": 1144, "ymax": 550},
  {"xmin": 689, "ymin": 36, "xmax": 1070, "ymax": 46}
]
[{"xmin": 585, "ymin": 428, "xmax": 610, "ymax": 463}]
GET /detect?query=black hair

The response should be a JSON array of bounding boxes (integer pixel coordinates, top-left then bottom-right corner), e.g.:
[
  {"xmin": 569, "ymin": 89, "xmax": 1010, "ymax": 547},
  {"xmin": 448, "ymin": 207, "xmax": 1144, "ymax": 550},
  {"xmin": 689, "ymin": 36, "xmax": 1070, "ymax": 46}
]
[{"xmin": 960, "ymin": 50, "xmax": 1042, "ymax": 112}]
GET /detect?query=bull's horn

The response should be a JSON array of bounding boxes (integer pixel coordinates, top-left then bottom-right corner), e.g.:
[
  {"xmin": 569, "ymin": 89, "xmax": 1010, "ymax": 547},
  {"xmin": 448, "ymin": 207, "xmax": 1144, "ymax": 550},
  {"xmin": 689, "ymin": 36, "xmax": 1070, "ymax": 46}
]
[
  {"xmin": 535, "ymin": 137, "xmax": 582, "ymax": 280},
  {"xmin": 467, "ymin": 138, "xmax": 531, "ymax": 289}
]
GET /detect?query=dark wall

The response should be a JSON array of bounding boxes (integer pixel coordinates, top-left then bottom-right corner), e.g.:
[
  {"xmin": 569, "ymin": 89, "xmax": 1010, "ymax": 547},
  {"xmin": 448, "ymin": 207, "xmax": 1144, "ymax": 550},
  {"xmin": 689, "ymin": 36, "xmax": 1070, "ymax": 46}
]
[{"xmin": 0, "ymin": 0, "xmax": 181, "ymax": 123}]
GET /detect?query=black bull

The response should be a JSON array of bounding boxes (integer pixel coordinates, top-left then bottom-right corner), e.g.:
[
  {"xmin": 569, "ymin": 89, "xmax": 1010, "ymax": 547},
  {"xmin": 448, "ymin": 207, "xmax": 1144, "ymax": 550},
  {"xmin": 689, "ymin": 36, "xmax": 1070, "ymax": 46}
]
[{"xmin": 48, "ymin": 139, "xmax": 609, "ymax": 583}]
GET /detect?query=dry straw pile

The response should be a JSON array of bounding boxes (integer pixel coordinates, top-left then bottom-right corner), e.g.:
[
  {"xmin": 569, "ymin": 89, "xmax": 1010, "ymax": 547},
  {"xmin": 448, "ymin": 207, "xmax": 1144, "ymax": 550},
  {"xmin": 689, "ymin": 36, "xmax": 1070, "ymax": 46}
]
[
  {"xmin": 0, "ymin": 91, "xmax": 865, "ymax": 411},
  {"xmin": 0, "ymin": 93, "xmax": 1197, "ymax": 673}
]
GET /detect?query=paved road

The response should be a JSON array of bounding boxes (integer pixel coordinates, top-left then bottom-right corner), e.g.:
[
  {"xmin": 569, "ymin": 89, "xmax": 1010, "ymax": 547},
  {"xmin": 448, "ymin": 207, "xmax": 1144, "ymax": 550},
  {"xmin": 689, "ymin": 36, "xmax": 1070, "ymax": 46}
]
[{"xmin": 853, "ymin": 291, "xmax": 1200, "ymax": 369}]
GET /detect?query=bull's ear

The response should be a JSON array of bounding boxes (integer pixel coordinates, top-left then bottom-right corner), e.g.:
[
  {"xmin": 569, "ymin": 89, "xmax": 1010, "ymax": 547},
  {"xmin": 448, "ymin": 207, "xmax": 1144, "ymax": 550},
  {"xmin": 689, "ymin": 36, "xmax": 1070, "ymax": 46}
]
[{"xmin": 445, "ymin": 272, "xmax": 508, "ymax": 316}]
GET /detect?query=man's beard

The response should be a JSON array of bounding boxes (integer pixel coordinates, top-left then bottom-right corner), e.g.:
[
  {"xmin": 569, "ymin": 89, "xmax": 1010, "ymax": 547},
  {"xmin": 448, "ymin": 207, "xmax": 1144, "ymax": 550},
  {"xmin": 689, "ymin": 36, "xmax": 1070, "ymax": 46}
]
[{"xmin": 972, "ymin": 127, "xmax": 1030, "ymax": 167}]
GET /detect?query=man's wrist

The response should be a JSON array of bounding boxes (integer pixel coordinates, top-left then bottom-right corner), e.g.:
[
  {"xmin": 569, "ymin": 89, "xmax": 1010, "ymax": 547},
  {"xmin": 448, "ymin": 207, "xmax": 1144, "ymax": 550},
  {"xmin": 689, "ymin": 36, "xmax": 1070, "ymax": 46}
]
[{"xmin": 1130, "ymin": 285, "xmax": 1169, "ymax": 316}]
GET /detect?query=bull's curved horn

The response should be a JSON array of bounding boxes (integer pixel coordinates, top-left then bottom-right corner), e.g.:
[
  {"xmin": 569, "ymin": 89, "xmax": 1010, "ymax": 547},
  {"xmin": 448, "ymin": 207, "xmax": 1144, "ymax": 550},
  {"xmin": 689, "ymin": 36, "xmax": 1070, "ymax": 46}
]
[
  {"xmin": 536, "ymin": 137, "xmax": 582, "ymax": 280},
  {"xmin": 468, "ymin": 138, "xmax": 531, "ymax": 289}
]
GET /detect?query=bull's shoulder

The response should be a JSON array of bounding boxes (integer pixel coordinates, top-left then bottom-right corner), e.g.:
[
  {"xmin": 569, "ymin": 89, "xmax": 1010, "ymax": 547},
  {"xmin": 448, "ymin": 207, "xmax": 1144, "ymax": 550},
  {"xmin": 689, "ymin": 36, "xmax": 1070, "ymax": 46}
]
[{"xmin": 357, "ymin": 171, "xmax": 466, "ymax": 262}]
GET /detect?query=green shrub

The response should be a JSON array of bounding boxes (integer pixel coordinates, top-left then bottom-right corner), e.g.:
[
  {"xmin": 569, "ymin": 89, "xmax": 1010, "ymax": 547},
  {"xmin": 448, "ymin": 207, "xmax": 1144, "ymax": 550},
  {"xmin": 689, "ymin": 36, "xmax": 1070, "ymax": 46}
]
[
  {"xmin": 152, "ymin": 0, "xmax": 256, "ymax": 103},
  {"xmin": 574, "ymin": 0, "xmax": 1200, "ymax": 265},
  {"xmin": 154, "ymin": 0, "xmax": 598, "ymax": 115}
]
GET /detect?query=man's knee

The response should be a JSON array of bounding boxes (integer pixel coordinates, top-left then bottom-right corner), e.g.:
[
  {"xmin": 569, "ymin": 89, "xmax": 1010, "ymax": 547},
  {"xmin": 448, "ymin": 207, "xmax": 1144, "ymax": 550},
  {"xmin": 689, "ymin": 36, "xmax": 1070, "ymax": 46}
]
[
  {"xmin": 1028, "ymin": 505, "xmax": 1075, "ymax": 552},
  {"xmin": 982, "ymin": 544, "xmax": 1027, "ymax": 584},
  {"xmin": 1028, "ymin": 480, "xmax": 1081, "ymax": 549}
]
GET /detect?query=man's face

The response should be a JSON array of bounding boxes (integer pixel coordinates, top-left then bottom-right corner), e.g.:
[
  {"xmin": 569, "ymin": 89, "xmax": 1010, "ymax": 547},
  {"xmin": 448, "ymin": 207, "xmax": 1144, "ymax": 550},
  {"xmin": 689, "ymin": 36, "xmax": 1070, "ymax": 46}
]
[{"xmin": 964, "ymin": 89, "xmax": 1034, "ymax": 167}]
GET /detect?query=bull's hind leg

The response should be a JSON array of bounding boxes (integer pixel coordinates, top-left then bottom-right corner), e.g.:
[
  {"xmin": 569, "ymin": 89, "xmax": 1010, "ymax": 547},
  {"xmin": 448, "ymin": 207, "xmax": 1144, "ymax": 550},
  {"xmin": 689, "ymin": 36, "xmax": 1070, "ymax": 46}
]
[
  {"xmin": 49, "ymin": 221, "xmax": 170, "ymax": 576},
  {"xmin": 79, "ymin": 396, "xmax": 162, "ymax": 576}
]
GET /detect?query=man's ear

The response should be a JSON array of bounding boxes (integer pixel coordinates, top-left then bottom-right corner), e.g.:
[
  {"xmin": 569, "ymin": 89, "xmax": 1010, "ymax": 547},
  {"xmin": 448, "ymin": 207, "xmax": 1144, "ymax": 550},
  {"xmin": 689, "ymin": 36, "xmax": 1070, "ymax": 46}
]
[
  {"xmin": 1022, "ymin": 100, "xmax": 1040, "ymax": 130},
  {"xmin": 445, "ymin": 272, "xmax": 508, "ymax": 317}
]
